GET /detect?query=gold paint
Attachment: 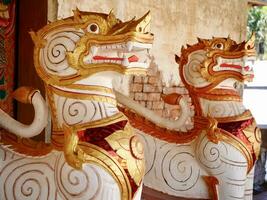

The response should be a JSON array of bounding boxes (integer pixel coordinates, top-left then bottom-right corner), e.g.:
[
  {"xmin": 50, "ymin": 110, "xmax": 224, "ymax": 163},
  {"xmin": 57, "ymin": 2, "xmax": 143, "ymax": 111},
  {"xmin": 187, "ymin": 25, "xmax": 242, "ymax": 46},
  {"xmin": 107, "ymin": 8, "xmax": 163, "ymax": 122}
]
[
  {"xmin": 198, "ymin": 89, "xmax": 241, "ymax": 102},
  {"xmin": 218, "ymin": 129, "xmax": 254, "ymax": 173},
  {"xmin": 63, "ymin": 125, "xmax": 83, "ymax": 169},
  {"xmin": 66, "ymin": 84, "xmax": 114, "ymax": 94},
  {"xmin": 215, "ymin": 110, "xmax": 252, "ymax": 123},
  {"xmin": 179, "ymin": 37, "xmax": 255, "ymax": 95},
  {"xmin": 0, "ymin": 129, "xmax": 53, "ymax": 156},
  {"xmin": 45, "ymin": 84, "xmax": 60, "ymax": 130},
  {"xmin": 31, "ymin": 11, "xmax": 153, "ymax": 87},
  {"xmin": 242, "ymin": 120, "xmax": 261, "ymax": 158},
  {"xmin": 105, "ymin": 123, "xmax": 145, "ymax": 186},
  {"xmin": 2, "ymin": 10, "xmax": 153, "ymax": 199},
  {"xmin": 62, "ymin": 124, "xmax": 133, "ymax": 200},
  {"xmin": 12, "ymin": 86, "xmax": 39, "ymax": 104},
  {"xmin": 206, "ymin": 117, "xmax": 220, "ymax": 144},
  {"xmin": 78, "ymin": 142, "xmax": 132, "ymax": 200},
  {"xmin": 0, "ymin": 3, "xmax": 9, "ymax": 19},
  {"xmin": 75, "ymin": 112, "xmax": 127, "ymax": 130},
  {"xmin": 120, "ymin": 106, "xmax": 209, "ymax": 144},
  {"xmin": 245, "ymin": 33, "xmax": 256, "ymax": 57},
  {"xmin": 203, "ymin": 176, "xmax": 219, "ymax": 200},
  {"xmin": 29, "ymin": 31, "xmax": 47, "ymax": 49},
  {"xmin": 48, "ymin": 85, "xmax": 117, "ymax": 106}
]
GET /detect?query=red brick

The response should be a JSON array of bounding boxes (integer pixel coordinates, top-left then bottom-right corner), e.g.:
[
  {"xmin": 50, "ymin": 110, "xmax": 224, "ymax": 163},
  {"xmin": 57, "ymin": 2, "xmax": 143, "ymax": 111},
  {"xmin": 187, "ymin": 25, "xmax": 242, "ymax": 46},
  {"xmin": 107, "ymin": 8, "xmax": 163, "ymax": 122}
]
[
  {"xmin": 147, "ymin": 93, "xmax": 161, "ymax": 101},
  {"xmin": 128, "ymin": 75, "xmax": 134, "ymax": 83},
  {"xmin": 143, "ymin": 84, "xmax": 155, "ymax": 92},
  {"xmin": 146, "ymin": 102, "xmax": 153, "ymax": 109},
  {"xmin": 134, "ymin": 93, "xmax": 147, "ymax": 101},
  {"xmin": 143, "ymin": 84, "xmax": 162, "ymax": 93},
  {"xmin": 147, "ymin": 66, "xmax": 158, "ymax": 76},
  {"xmin": 129, "ymin": 92, "xmax": 135, "ymax": 99},
  {"xmin": 133, "ymin": 75, "xmax": 149, "ymax": 83},
  {"xmin": 152, "ymin": 101, "xmax": 164, "ymax": 110},
  {"xmin": 134, "ymin": 76, "xmax": 143, "ymax": 83},
  {"xmin": 131, "ymin": 83, "xmax": 143, "ymax": 92},
  {"xmin": 148, "ymin": 76, "xmax": 158, "ymax": 85},
  {"xmin": 143, "ymin": 77, "xmax": 149, "ymax": 83},
  {"xmin": 163, "ymin": 87, "xmax": 187, "ymax": 94},
  {"xmin": 138, "ymin": 101, "xmax": 146, "ymax": 107}
]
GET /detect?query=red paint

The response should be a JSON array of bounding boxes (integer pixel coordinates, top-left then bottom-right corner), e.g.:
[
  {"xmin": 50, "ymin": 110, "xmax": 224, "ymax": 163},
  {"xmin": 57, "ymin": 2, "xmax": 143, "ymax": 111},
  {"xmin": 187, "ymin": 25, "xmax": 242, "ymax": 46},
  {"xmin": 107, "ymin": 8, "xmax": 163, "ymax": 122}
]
[
  {"xmin": 220, "ymin": 63, "xmax": 242, "ymax": 70},
  {"xmin": 93, "ymin": 55, "xmax": 122, "ymax": 61},
  {"xmin": 244, "ymin": 66, "xmax": 250, "ymax": 71},
  {"xmin": 93, "ymin": 55, "xmax": 139, "ymax": 62}
]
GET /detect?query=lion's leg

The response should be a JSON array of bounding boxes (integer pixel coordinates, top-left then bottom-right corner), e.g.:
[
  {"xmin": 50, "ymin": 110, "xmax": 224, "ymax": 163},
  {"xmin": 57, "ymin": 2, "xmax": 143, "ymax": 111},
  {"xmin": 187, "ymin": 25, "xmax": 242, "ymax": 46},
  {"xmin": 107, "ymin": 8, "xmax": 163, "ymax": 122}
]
[
  {"xmin": 197, "ymin": 134, "xmax": 249, "ymax": 200},
  {"xmin": 244, "ymin": 167, "xmax": 254, "ymax": 200},
  {"xmin": 216, "ymin": 165, "xmax": 247, "ymax": 200}
]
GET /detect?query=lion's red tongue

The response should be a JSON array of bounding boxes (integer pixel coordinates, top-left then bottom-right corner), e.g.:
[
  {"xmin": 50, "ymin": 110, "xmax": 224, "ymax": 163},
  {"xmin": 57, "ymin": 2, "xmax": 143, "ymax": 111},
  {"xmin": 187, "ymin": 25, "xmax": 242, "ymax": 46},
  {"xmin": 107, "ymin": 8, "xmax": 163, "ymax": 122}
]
[
  {"xmin": 93, "ymin": 55, "xmax": 139, "ymax": 62},
  {"xmin": 220, "ymin": 63, "xmax": 242, "ymax": 70}
]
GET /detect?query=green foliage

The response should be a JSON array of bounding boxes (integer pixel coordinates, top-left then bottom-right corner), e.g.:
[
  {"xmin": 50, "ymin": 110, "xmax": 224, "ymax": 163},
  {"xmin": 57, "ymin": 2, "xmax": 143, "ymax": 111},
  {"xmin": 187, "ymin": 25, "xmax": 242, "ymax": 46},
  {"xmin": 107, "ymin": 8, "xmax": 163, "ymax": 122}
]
[
  {"xmin": 2, "ymin": 0, "xmax": 11, "ymax": 5},
  {"xmin": 247, "ymin": 6, "xmax": 267, "ymax": 43}
]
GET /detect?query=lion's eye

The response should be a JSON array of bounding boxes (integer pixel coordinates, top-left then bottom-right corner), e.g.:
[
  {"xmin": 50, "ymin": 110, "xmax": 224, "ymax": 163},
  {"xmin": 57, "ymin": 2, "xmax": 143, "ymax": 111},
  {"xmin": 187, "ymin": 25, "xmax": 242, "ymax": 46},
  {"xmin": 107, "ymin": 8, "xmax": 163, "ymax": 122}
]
[
  {"xmin": 87, "ymin": 23, "xmax": 99, "ymax": 34},
  {"xmin": 213, "ymin": 43, "xmax": 224, "ymax": 50}
]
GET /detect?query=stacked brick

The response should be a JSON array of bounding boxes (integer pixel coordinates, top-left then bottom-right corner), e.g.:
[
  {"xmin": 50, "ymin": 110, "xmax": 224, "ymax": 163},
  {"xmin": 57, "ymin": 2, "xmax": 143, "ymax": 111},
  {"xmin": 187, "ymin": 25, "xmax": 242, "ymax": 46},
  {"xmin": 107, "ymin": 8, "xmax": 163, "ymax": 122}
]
[{"xmin": 129, "ymin": 63, "xmax": 190, "ymax": 120}]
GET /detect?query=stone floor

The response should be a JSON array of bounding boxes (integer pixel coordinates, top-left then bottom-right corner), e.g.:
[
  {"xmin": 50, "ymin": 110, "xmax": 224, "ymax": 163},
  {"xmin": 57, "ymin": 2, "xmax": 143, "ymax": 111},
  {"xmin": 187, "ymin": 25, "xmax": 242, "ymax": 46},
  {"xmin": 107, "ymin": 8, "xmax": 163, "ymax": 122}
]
[
  {"xmin": 254, "ymin": 192, "xmax": 267, "ymax": 200},
  {"xmin": 254, "ymin": 183, "xmax": 267, "ymax": 200}
]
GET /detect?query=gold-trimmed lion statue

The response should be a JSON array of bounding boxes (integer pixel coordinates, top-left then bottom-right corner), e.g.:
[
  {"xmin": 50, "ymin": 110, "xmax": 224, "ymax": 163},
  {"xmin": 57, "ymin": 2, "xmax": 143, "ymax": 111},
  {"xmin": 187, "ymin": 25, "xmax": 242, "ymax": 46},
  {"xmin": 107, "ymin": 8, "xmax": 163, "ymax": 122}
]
[{"xmin": 0, "ymin": 9, "xmax": 153, "ymax": 200}]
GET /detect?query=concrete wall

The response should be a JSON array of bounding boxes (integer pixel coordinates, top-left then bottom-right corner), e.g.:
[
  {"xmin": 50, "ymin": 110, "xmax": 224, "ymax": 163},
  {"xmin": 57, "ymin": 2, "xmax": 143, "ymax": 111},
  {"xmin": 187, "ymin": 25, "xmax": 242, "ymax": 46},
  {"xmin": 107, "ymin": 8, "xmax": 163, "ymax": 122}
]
[{"xmin": 56, "ymin": 0, "xmax": 248, "ymax": 85}]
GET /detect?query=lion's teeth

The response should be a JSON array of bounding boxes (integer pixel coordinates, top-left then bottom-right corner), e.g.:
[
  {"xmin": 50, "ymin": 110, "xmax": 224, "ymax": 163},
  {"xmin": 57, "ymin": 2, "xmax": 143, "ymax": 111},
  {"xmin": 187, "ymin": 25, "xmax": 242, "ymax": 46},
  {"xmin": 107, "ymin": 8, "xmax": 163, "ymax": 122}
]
[{"xmin": 90, "ymin": 46, "xmax": 98, "ymax": 56}]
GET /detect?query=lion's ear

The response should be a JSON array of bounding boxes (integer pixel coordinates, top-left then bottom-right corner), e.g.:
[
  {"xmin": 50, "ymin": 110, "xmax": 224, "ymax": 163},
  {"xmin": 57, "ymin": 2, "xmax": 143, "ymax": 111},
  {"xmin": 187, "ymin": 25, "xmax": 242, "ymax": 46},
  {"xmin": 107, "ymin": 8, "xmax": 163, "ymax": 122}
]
[
  {"xmin": 73, "ymin": 7, "xmax": 82, "ymax": 22},
  {"xmin": 107, "ymin": 9, "xmax": 118, "ymax": 27}
]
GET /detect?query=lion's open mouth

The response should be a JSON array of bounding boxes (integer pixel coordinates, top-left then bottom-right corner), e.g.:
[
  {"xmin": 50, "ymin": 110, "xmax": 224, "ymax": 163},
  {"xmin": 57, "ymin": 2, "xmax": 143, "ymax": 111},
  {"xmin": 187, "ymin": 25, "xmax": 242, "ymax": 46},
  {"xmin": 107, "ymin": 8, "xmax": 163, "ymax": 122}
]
[
  {"xmin": 83, "ymin": 41, "xmax": 152, "ymax": 69},
  {"xmin": 213, "ymin": 57, "xmax": 254, "ymax": 80}
]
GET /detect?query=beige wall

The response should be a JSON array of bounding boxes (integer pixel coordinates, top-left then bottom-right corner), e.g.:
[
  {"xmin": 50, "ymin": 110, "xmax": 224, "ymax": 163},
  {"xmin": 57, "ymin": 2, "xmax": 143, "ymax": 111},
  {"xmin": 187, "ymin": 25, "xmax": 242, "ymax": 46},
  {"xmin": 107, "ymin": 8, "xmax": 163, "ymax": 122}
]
[{"xmin": 57, "ymin": 0, "xmax": 248, "ymax": 85}]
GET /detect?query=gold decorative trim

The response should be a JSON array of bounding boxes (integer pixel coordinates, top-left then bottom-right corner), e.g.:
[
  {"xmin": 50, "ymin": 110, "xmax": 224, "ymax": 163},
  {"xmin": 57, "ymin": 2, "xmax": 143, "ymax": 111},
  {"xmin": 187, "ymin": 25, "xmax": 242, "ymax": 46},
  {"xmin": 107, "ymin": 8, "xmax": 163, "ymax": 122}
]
[
  {"xmin": 78, "ymin": 142, "xmax": 132, "ymax": 200},
  {"xmin": 198, "ymin": 90, "xmax": 241, "ymax": 102},
  {"xmin": 12, "ymin": 86, "xmax": 39, "ymax": 104},
  {"xmin": 0, "ymin": 129, "xmax": 53, "ymax": 156},
  {"xmin": 75, "ymin": 112, "xmax": 127, "ymax": 130},
  {"xmin": 66, "ymin": 84, "xmax": 114, "ymax": 94},
  {"xmin": 218, "ymin": 129, "xmax": 254, "ymax": 173},
  {"xmin": 63, "ymin": 124, "xmax": 132, "ymax": 200},
  {"xmin": 206, "ymin": 117, "xmax": 220, "ymax": 144},
  {"xmin": 120, "ymin": 106, "xmax": 209, "ymax": 144},
  {"xmin": 203, "ymin": 176, "xmax": 219, "ymax": 200},
  {"xmin": 105, "ymin": 123, "xmax": 145, "ymax": 186},
  {"xmin": 47, "ymin": 85, "xmax": 117, "ymax": 106},
  {"xmin": 50, "ymin": 113, "xmax": 127, "ymax": 149},
  {"xmin": 215, "ymin": 110, "xmax": 252, "ymax": 123},
  {"xmin": 45, "ymin": 84, "xmax": 60, "ymax": 130}
]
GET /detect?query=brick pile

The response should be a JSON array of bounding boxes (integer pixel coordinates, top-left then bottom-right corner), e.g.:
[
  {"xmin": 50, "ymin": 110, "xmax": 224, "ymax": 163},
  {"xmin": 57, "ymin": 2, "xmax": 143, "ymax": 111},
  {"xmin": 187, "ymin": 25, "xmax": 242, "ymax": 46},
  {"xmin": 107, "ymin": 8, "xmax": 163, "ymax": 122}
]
[{"xmin": 129, "ymin": 62, "xmax": 190, "ymax": 120}]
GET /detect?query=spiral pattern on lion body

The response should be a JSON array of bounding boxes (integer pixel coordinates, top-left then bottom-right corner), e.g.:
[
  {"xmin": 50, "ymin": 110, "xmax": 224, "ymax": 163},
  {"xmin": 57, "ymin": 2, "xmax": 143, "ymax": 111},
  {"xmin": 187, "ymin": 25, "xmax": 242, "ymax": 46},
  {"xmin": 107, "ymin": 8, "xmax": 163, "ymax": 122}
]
[
  {"xmin": 158, "ymin": 143, "xmax": 200, "ymax": 191},
  {"xmin": 0, "ymin": 149, "xmax": 57, "ymax": 200},
  {"xmin": 55, "ymin": 154, "xmax": 105, "ymax": 200},
  {"xmin": 196, "ymin": 132, "xmax": 228, "ymax": 175},
  {"xmin": 183, "ymin": 50, "xmax": 210, "ymax": 88},
  {"xmin": 0, "ymin": 146, "xmax": 121, "ymax": 200},
  {"xmin": 40, "ymin": 28, "xmax": 84, "ymax": 77},
  {"xmin": 55, "ymin": 95, "xmax": 119, "ymax": 127},
  {"xmin": 62, "ymin": 99, "xmax": 88, "ymax": 125},
  {"xmin": 140, "ymin": 133, "xmax": 207, "ymax": 198}
]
